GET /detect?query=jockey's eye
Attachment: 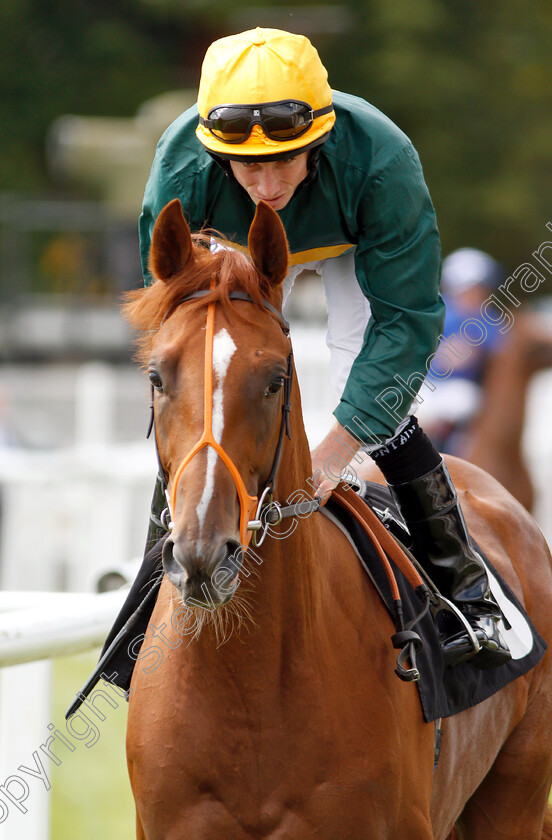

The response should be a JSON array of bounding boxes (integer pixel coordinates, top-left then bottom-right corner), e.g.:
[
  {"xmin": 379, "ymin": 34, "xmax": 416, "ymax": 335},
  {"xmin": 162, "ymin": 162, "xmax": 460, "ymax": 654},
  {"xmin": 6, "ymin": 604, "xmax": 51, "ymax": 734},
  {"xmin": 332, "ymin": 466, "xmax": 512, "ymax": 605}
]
[
  {"xmin": 264, "ymin": 376, "xmax": 285, "ymax": 398},
  {"xmin": 148, "ymin": 369, "xmax": 164, "ymax": 392}
]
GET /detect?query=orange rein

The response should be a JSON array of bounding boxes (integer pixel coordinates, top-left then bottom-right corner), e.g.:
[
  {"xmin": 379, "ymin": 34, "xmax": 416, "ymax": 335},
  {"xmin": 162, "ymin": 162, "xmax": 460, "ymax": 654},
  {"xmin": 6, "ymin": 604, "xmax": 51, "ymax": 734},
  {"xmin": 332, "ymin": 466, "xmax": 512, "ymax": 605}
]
[
  {"xmin": 330, "ymin": 483, "xmax": 425, "ymax": 598},
  {"xmin": 169, "ymin": 300, "xmax": 258, "ymax": 548}
]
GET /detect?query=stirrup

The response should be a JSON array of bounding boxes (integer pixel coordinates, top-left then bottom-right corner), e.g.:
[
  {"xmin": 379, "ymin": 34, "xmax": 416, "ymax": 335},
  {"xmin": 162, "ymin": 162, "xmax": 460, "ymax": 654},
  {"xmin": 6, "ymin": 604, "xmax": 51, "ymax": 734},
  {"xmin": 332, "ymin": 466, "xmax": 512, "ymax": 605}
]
[
  {"xmin": 431, "ymin": 592, "xmax": 511, "ymax": 668},
  {"xmin": 407, "ymin": 560, "xmax": 484, "ymax": 667},
  {"xmin": 431, "ymin": 593, "xmax": 481, "ymax": 665}
]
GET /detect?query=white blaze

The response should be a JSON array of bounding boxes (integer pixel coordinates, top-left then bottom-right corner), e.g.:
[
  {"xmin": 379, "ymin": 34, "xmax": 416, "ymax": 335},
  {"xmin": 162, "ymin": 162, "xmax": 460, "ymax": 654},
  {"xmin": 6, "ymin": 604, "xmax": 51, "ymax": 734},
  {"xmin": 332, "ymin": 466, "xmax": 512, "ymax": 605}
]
[{"xmin": 196, "ymin": 328, "xmax": 237, "ymax": 536}]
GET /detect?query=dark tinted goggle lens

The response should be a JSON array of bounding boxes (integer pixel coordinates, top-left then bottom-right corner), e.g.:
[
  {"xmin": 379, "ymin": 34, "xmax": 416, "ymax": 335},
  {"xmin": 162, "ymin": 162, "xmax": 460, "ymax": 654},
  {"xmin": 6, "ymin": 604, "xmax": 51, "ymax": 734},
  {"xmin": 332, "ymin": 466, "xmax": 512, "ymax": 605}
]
[
  {"xmin": 201, "ymin": 101, "xmax": 331, "ymax": 144},
  {"xmin": 254, "ymin": 102, "xmax": 313, "ymax": 139},
  {"xmin": 209, "ymin": 106, "xmax": 264, "ymax": 142}
]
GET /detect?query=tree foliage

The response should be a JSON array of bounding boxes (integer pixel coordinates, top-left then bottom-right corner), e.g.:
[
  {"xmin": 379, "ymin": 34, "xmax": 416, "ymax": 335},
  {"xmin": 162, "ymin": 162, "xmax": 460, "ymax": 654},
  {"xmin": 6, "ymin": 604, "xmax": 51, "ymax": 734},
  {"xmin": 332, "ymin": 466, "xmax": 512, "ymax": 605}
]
[
  {"xmin": 1, "ymin": 0, "xmax": 552, "ymax": 281},
  {"xmin": 322, "ymin": 0, "xmax": 552, "ymax": 275},
  {"xmin": 0, "ymin": 0, "xmax": 189, "ymax": 191}
]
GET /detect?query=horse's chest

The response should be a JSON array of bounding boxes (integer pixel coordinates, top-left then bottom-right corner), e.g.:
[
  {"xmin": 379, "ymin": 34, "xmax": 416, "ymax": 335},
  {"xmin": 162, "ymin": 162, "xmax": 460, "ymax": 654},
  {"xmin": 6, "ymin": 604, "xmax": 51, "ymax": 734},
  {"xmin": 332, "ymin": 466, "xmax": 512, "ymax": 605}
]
[
  {"xmin": 131, "ymin": 713, "xmax": 403, "ymax": 839},
  {"xmin": 154, "ymin": 776, "xmax": 395, "ymax": 840}
]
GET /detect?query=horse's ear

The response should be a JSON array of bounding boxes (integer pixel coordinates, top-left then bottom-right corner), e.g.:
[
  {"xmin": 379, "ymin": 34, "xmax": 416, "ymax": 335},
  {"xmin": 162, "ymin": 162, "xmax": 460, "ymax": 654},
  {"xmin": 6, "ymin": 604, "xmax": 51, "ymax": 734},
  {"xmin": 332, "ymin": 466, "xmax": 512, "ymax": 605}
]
[
  {"xmin": 149, "ymin": 199, "xmax": 194, "ymax": 283},
  {"xmin": 248, "ymin": 201, "xmax": 289, "ymax": 287}
]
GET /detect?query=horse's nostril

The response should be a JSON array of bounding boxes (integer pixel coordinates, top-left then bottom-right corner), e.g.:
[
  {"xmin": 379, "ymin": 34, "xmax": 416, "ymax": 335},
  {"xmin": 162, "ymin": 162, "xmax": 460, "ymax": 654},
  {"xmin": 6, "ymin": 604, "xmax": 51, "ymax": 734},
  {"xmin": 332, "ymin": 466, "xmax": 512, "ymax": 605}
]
[
  {"xmin": 162, "ymin": 537, "xmax": 188, "ymax": 585},
  {"xmin": 162, "ymin": 536, "xmax": 174, "ymax": 566},
  {"xmin": 209, "ymin": 540, "xmax": 243, "ymax": 592},
  {"xmin": 162, "ymin": 536, "xmax": 243, "ymax": 595},
  {"xmin": 224, "ymin": 539, "xmax": 242, "ymax": 564},
  {"xmin": 213, "ymin": 539, "xmax": 241, "ymax": 570}
]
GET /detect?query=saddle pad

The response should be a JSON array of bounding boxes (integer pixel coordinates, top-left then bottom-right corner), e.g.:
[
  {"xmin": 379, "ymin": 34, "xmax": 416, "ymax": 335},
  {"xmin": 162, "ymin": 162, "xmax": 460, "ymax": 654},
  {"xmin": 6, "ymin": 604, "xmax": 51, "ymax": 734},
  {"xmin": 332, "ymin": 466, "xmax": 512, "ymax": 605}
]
[{"xmin": 326, "ymin": 484, "xmax": 548, "ymax": 723}]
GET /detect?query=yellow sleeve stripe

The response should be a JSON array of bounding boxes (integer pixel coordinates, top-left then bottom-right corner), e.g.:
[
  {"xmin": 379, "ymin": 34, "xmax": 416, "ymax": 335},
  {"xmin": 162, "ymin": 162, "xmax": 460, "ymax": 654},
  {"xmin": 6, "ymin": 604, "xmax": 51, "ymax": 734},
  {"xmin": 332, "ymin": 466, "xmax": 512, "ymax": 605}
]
[
  {"xmin": 288, "ymin": 243, "xmax": 355, "ymax": 266},
  {"xmin": 219, "ymin": 240, "xmax": 354, "ymax": 266}
]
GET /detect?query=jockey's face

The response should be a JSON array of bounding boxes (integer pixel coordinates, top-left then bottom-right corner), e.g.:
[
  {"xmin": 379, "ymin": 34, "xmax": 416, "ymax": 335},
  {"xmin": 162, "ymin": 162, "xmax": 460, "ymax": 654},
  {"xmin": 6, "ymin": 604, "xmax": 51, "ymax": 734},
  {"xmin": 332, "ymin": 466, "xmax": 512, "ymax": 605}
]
[{"xmin": 229, "ymin": 152, "xmax": 309, "ymax": 211}]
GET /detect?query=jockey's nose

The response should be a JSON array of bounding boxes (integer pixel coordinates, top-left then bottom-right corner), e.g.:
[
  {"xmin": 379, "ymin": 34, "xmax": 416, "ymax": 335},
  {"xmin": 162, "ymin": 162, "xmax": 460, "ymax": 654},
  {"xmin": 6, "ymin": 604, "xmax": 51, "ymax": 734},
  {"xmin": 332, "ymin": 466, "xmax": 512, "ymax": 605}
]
[{"xmin": 256, "ymin": 166, "xmax": 281, "ymax": 199}]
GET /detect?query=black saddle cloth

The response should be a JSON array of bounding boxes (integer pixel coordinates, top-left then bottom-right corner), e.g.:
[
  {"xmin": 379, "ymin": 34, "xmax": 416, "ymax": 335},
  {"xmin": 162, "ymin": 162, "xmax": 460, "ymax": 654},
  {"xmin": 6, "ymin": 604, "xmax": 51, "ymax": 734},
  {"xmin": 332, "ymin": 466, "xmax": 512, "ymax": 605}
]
[{"xmin": 326, "ymin": 483, "xmax": 547, "ymax": 722}]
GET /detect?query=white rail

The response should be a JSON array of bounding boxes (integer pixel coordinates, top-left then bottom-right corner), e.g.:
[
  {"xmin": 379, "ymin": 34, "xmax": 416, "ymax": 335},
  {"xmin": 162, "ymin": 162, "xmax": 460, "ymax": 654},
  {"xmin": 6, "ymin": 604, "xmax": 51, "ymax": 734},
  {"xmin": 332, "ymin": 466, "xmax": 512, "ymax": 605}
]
[
  {"xmin": 0, "ymin": 589, "xmax": 127, "ymax": 668},
  {"xmin": 0, "ymin": 589, "xmax": 127, "ymax": 839}
]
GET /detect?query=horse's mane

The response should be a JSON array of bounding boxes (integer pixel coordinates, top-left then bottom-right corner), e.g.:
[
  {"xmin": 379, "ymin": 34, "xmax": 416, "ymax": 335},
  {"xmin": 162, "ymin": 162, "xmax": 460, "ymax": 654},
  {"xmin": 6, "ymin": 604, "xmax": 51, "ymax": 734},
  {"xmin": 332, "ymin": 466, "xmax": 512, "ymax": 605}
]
[{"xmin": 123, "ymin": 233, "xmax": 273, "ymax": 365}]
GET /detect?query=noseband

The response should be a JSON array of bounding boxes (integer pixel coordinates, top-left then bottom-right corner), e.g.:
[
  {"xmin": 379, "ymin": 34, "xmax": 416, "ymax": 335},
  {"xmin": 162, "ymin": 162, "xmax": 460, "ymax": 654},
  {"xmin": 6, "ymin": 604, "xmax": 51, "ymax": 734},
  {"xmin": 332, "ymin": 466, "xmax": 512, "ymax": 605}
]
[{"xmin": 150, "ymin": 289, "xmax": 295, "ymax": 547}]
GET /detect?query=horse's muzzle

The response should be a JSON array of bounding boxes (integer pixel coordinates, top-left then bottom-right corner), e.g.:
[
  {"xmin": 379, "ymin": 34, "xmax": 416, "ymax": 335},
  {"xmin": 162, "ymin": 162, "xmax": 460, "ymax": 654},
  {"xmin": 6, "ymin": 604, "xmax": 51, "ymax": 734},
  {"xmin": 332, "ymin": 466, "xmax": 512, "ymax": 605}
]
[{"xmin": 162, "ymin": 535, "xmax": 242, "ymax": 608}]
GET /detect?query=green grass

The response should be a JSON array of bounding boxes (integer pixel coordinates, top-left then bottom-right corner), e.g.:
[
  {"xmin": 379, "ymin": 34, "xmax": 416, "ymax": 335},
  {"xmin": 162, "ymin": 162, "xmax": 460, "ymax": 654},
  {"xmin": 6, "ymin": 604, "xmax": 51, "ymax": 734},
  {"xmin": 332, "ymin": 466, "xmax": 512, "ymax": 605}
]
[{"xmin": 50, "ymin": 651, "xmax": 135, "ymax": 840}]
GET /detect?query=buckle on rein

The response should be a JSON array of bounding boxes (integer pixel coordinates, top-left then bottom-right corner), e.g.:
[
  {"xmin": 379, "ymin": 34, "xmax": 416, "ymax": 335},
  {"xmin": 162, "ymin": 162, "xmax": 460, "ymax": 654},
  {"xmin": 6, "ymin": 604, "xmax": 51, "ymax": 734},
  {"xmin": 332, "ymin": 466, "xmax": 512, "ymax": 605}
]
[
  {"xmin": 247, "ymin": 485, "xmax": 278, "ymax": 547},
  {"xmin": 372, "ymin": 505, "xmax": 425, "ymax": 682},
  {"xmin": 248, "ymin": 485, "xmax": 322, "ymax": 547}
]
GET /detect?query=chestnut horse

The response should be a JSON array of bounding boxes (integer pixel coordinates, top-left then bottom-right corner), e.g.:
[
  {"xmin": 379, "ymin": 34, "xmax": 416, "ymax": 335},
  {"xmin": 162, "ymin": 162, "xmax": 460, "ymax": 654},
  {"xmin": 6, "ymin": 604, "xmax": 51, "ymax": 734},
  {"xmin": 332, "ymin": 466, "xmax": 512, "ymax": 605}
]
[{"xmin": 124, "ymin": 198, "xmax": 552, "ymax": 840}]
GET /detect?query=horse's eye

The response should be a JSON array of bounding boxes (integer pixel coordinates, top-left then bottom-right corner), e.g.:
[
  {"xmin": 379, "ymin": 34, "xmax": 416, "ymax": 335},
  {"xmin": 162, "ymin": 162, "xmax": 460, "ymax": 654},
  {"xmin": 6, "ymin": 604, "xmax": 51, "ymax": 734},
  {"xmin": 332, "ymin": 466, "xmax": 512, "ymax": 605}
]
[
  {"xmin": 264, "ymin": 376, "xmax": 285, "ymax": 398},
  {"xmin": 148, "ymin": 369, "xmax": 164, "ymax": 392}
]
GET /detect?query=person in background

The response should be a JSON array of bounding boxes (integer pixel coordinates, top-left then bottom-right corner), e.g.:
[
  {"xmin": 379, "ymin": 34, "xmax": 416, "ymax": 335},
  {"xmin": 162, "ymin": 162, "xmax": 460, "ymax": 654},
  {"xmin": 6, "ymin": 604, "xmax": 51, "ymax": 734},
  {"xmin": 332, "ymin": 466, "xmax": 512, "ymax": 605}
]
[{"xmin": 419, "ymin": 248, "xmax": 506, "ymax": 454}]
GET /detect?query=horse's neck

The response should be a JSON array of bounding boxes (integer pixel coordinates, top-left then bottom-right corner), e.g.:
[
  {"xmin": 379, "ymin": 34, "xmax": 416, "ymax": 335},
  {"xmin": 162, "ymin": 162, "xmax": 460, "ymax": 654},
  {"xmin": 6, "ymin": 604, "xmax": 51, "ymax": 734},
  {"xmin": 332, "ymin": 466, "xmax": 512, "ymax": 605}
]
[{"xmin": 248, "ymin": 417, "xmax": 324, "ymax": 631}]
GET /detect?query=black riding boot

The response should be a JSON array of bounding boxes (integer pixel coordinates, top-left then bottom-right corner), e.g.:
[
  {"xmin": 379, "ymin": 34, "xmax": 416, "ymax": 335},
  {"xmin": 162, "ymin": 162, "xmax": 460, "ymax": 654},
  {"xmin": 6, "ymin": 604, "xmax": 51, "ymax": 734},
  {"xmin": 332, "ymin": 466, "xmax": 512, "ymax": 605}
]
[
  {"xmin": 389, "ymin": 461, "xmax": 511, "ymax": 668},
  {"xmin": 370, "ymin": 417, "xmax": 511, "ymax": 669}
]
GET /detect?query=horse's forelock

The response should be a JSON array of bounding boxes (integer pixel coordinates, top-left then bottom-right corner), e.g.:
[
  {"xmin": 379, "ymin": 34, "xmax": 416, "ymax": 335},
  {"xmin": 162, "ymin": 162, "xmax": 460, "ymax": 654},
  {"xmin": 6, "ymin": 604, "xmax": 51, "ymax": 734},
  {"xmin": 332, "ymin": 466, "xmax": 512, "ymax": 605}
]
[{"xmin": 123, "ymin": 236, "xmax": 274, "ymax": 365}]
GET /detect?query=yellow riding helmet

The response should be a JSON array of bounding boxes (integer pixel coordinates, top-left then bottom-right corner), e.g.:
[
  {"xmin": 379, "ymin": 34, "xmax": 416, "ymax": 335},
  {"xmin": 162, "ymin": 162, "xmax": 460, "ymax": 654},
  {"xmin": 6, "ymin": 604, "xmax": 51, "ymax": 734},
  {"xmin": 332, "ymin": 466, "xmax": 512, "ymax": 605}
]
[{"xmin": 196, "ymin": 28, "xmax": 336, "ymax": 158}]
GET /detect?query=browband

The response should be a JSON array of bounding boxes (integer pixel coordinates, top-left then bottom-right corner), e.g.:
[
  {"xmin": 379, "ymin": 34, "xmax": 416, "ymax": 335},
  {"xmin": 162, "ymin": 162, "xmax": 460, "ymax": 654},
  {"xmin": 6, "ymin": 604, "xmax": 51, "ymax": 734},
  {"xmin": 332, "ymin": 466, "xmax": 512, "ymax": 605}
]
[{"xmin": 179, "ymin": 290, "xmax": 290, "ymax": 335}]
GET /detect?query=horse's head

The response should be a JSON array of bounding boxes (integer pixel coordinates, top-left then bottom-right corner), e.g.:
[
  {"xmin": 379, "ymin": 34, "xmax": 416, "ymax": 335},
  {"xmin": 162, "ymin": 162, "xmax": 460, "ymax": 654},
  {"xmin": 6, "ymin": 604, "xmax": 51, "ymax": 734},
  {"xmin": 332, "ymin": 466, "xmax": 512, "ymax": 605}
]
[{"xmin": 126, "ymin": 199, "xmax": 294, "ymax": 609}]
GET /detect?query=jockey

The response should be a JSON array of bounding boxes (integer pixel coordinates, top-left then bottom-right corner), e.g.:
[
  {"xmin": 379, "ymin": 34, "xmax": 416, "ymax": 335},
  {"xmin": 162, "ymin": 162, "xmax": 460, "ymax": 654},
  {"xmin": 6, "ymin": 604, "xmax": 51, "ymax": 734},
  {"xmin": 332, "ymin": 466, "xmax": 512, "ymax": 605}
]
[{"xmin": 129, "ymin": 27, "xmax": 510, "ymax": 672}]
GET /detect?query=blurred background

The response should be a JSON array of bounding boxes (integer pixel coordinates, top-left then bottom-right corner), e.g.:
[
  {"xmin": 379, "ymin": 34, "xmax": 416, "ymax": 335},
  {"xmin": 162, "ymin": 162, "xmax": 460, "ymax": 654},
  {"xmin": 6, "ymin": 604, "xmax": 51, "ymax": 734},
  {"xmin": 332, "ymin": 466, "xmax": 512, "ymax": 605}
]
[{"xmin": 1, "ymin": 1, "xmax": 552, "ymax": 837}]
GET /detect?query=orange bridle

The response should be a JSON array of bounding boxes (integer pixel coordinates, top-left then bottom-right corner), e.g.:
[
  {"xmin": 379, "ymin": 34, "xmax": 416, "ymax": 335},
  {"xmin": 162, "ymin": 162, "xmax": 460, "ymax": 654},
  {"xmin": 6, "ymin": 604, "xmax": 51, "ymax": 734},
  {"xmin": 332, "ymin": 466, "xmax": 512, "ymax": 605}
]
[{"xmin": 155, "ymin": 290, "xmax": 293, "ymax": 548}]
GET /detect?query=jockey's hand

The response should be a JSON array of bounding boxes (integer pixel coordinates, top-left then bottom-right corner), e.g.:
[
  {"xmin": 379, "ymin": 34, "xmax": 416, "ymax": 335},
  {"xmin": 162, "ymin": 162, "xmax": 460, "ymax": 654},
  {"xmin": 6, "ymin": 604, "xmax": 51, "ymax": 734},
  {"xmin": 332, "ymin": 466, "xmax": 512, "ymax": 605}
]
[{"xmin": 310, "ymin": 421, "xmax": 360, "ymax": 503}]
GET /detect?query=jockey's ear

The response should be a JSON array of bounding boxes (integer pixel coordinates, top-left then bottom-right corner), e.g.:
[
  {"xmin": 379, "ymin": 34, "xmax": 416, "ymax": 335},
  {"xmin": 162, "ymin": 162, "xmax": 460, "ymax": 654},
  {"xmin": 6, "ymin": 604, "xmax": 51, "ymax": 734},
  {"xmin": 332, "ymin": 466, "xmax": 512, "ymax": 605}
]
[
  {"xmin": 248, "ymin": 201, "xmax": 289, "ymax": 288},
  {"xmin": 149, "ymin": 199, "xmax": 194, "ymax": 282}
]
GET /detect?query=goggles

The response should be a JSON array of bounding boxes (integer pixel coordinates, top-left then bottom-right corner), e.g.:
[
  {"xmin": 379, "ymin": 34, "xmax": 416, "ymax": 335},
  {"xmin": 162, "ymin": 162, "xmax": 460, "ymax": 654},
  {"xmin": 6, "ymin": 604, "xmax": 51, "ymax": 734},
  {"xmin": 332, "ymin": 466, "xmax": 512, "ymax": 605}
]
[{"xmin": 198, "ymin": 99, "xmax": 334, "ymax": 144}]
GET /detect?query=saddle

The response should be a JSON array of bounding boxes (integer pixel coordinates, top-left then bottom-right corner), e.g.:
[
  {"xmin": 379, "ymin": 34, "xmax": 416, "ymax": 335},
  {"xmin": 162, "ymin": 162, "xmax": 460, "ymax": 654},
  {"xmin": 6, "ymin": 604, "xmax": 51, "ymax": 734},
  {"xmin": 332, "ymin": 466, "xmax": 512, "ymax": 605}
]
[{"xmin": 326, "ymin": 482, "xmax": 431, "ymax": 683}]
